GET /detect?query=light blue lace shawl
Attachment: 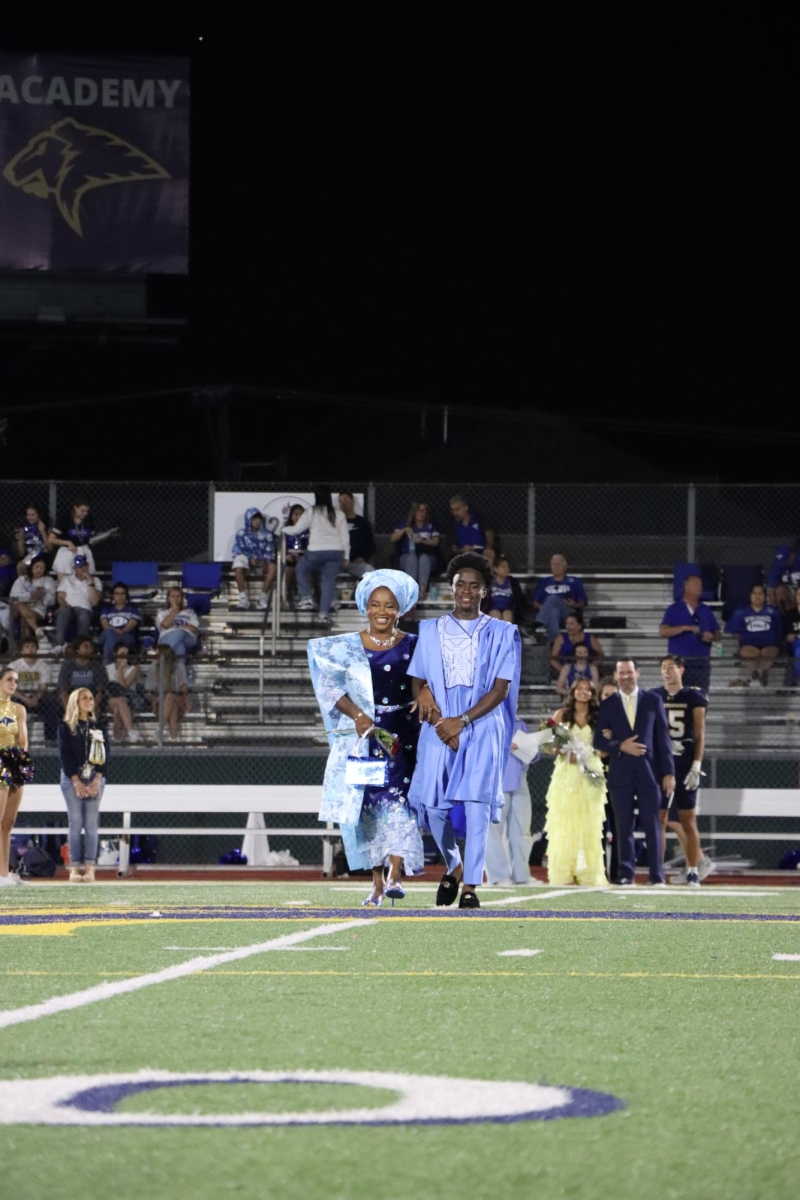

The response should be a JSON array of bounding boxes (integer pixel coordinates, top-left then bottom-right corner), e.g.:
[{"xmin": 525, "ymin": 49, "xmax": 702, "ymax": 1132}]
[{"xmin": 307, "ymin": 632, "xmax": 375, "ymax": 825}]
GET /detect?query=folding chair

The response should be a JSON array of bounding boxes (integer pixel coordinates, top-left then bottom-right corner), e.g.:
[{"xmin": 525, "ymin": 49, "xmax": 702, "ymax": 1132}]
[
  {"xmin": 720, "ymin": 565, "xmax": 764, "ymax": 622},
  {"xmin": 111, "ymin": 561, "xmax": 160, "ymax": 600},
  {"xmin": 181, "ymin": 562, "xmax": 222, "ymax": 619}
]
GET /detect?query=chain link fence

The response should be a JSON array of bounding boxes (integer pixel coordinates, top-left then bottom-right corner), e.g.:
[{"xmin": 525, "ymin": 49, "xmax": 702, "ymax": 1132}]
[{"xmin": 1, "ymin": 479, "xmax": 798, "ymax": 575}]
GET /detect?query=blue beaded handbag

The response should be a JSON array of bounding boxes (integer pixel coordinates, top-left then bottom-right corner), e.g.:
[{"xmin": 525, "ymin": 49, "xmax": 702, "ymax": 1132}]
[{"xmin": 345, "ymin": 732, "xmax": 389, "ymax": 787}]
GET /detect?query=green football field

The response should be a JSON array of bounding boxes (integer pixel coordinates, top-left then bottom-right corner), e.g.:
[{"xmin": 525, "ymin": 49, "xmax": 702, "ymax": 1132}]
[{"xmin": 1, "ymin": 881, "xmax": 798, "ymax": 1200}]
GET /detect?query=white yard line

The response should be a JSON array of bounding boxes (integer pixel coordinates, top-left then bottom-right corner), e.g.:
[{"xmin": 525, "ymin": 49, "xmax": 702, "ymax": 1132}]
[
  {"xmin": 611, "ymin": 889, "xmax": 779, "ymax": 899},
  {"xmin": 498, "ymin": 949, "xmax": 543, "ymax": 957},
  {"xmin": 482, "ymin": 886, "xmax": 609, "ymax": 906},
  {"xmin": 772, "ymin": 953, "xmax": 800, "ymax": 961},
  {"xmin": 0, "ymin": 920, "xmax": 374, "ymax": 1031}
]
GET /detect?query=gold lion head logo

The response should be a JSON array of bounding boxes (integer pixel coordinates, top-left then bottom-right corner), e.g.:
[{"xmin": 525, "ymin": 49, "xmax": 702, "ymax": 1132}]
[{"xmin": 2, "ymin": 117, "xmax": 171, "ymax": 237}]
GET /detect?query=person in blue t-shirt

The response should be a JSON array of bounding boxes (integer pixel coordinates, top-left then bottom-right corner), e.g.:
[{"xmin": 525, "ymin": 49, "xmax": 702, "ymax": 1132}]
[
  {"xmin": 532, "ymin": 554, "xmax": 588, "ymax": 642},
  {"xmin": 99, "ymin": 583, "xmax": 141, "ymax": 663},
  {"xmin": 232, "ymin": 508, "xmax": 276, "ymax": 611},
  {"xmin": 767, "ymin": 540, "xmax": 800, "ymax": 613},
  {"xmin": 283, "ymin": 504, "xmax": 310, "ymax": 606},
  {"xmin": 783, "ymin": 586, "xmax": 800, "ymax": 685},
  {"xmin": 390, "ymin": 500, "xmax": 440, "ymax": 599},
  {"xmin": 725, "ymin": 583, "xmax": 783, "ymax": 687},
  {"xmin": 449, "ymin": 495, "xmax": 495, "ymax": 564},
  {"xmin": 484, "ymin": 555, "xmax": 524, "ymax": 624},
  {"xmin": 658, "ymin": 573, "xmax": 720, "ymax": 694}
]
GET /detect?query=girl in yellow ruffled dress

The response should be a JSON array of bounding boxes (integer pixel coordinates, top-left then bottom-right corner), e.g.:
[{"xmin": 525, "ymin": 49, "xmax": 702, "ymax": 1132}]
[{"xmin": 545, "ymin": 677, "xmax": 608, "ymax": 886}]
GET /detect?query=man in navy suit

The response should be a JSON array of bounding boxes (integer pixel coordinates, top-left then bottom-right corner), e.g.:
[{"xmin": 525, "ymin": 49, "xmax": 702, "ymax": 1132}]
[{"xmin": 594, "ymin": 659, "xmax": 675, "ymax": 885}]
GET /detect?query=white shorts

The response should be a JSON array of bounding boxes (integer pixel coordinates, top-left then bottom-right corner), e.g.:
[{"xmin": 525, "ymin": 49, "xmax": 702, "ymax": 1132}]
[{"xmin": 53, "ymin": 546, "xmax": 96, "ymax": 578}]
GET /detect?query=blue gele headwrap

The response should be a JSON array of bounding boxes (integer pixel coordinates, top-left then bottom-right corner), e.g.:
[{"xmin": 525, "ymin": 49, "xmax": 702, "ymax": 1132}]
[{"xmin": 355, "ymin": 569, "xmax": 419, "ymax": 616}]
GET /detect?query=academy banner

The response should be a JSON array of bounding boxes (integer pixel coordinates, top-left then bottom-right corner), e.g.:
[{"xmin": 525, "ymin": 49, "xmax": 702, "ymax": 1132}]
[{"xmin": 0, "ymin": 53, "xmax": 189, "ymax": 273}]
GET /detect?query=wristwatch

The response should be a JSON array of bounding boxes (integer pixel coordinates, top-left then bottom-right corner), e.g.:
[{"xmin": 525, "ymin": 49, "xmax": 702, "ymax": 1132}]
[{"xmin": 460, "ymin": 713, "xmax": 471, "ymax": 726}]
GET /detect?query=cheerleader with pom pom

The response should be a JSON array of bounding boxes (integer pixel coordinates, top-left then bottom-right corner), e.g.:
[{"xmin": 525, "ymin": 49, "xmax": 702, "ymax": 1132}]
[
  {"xmin": 57, "ymin": 689, "xmax": 109, "ymax": 883},
  {"xmin": 0, "ymin": 666, "xmax": 34, "ymax": 886}
]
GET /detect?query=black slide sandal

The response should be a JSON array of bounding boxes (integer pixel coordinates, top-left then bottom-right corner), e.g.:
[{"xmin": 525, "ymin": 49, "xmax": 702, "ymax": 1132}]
[{"xmin": 458, "ymin": 891, "xmax": 480, "ymax": 909}]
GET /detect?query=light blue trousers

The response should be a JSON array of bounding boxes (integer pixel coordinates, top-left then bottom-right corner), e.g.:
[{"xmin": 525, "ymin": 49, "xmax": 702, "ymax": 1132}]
[{"xmin": 426, "ymin": 802, "xmax": 492, "ymax": 886}]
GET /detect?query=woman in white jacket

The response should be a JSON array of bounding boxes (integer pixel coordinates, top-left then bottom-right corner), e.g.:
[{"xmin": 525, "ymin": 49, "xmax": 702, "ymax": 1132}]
[{"xmin": 291, "ymin": 487, "xmax": 351, "ymax": 626}]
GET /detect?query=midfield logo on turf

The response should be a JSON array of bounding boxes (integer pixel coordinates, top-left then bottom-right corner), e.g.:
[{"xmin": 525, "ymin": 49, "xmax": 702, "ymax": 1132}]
[{"xmin": 0, "ymin": 1070, "xmax": 624, "ymax": 1126}]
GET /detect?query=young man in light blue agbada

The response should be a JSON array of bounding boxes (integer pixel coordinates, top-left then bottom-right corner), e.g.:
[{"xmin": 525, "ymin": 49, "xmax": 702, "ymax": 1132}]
[{"xmin": 408, "ymin": 553, "xmax": 521, "ymax": 909}]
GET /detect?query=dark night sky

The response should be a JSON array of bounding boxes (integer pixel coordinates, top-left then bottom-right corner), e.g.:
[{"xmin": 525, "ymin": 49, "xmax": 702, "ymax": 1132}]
[{"xmin": 3, "ymin": 5, "xmax": 797, "ymax": 481}]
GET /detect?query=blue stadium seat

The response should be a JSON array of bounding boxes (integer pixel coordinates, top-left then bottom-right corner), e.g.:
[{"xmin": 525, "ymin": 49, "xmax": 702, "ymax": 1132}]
[
  {"xmin": 720, "ymin": 564, "xmax": 764, "ymax": 622},
  {"xmin": 672, "ymin": 562, "xmax": 718, "ymax": 601},
  {"xmin": 111, "ymin": 561, "xmax": 159, "ymax": 599},
  {"xmin": 182, "ymin": 562, "xmax": 222, "ymax": 619}
]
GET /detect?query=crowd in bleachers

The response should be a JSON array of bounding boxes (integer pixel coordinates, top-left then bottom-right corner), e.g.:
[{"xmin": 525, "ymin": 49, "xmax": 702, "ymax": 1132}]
[{"xmin": 0, "ymin": 490, "xmax": 797, "ymax": 749}]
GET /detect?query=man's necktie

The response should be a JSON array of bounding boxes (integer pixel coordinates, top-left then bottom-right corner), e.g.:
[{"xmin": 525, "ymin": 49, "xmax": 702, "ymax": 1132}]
[{"xmin": 625, "ymin": 694, "xmax": 636, "ymax": 729}]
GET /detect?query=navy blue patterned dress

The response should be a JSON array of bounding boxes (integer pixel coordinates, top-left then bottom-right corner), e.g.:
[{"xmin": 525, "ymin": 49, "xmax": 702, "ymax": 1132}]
[{"xmin": 357, "ymin": 635, "xmax": 424, "ymax": 874}]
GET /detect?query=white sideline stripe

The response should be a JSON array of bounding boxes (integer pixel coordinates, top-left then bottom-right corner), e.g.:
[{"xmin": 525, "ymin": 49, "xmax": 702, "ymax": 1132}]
[
  {"xmin": 498, "ymin": 949, "xmax": 543, "ymax": 957},
  {"xmin": 163, "ymin": 945, "xmax": 348, "ymax": 953},
  {"xmin": 0, "ymin": 920, "xmax": 373, "ymax": 1031},
  {"xmin": 483, "ymin": 886, "xmax": 609, "ymax": 906},
  {"xmin": 612, "ymin": 889, "xmax": 778, "ymax": 899},
  {"xmin": 772, "ymin": 953, "xmax": 800, "ymax": 961}
]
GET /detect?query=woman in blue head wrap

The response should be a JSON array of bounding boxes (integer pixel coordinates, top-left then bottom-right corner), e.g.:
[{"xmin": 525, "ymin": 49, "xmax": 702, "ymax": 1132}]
[{"xmin": 307, "ymin": 569, "xmax": 424, "ymax": 905}]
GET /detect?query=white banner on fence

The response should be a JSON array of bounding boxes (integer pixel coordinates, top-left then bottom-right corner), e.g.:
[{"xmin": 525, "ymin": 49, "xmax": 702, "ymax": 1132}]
[{"xmin": 213, "ymin": 492, "xmax": 364, "ymax": 561}]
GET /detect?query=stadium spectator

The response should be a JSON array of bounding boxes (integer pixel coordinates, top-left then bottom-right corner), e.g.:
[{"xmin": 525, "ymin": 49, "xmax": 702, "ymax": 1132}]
[
  {"xmin": 99, "ymin": 583, "xmax": 141, "ymax": 662},
  {"xmin": 767, "ymin": 540, "xmax": 800, "ymax": 613},
  {"xmin": 0, "ymin": 544, "xmax": 14, "ymax": 599},
  {"xmin": 390, "ymin": 500, "xmax": 440, "ymax": 599},
  {"xmin": 783, "ymin": 586, "xmax": 800, "ymax": 686},
  {"xmin": 725, "ymin": 583, "xmax": 783, "ymax": 688},
  {"xmin": 106, "ymin": 644, "xmax": 144, "ymax": 744},
  {"xmin": 291, "ymin": 487, "xmax": 350, "ymax": 626},
  {"xmin": 448, "ymin": 489, "xmax": 491, "ymax": 559},
  {"xmin": 58, "ymin": 687, "xmax": 108, "ymax": 883},
  {"xmin": 54, "ymin": 555, "xmax": 101, "ymax": 650},
  {"xmin": 0, "ymin": 600, "xmax": 8, "ymax": 651},
  {"xmin": 338, "ymin": 491, "xmax": 376, "ymax": 579},
  {"xmin": 555, "ymin": 643, "xmax": 600, "ymax": 697},
  {"xmin": 550, "ymin": 611, "xmax": 602, "ymax": 672},
  {"xmin": 658, "ymin": 572, "xmax": 720, "ymax": 693},
  {"xmin": 49, "ymin": 498, "xmax": 96, "ymax": 579},
  {"xmin": 483, "ymin": 555, "xmax": 525, "ymax": 623},
  {"xmin": 283, "ymin": 503, "xmax": 309, "ymax": 604},
  {"xmin": 58, "ymin": 638, "xmax": 108, "ymax": 714},
  {"xmin": 14, "ymin": 506, "xmax": 49, "ymax": 575},
  {"xmin": 231, "ymin": 507, "xmax": 276, "ymax": 611},
  {"xmin": 8, "ymin": 637, "xmax": 61, "ymax": 743},
  {"xmin": 146, "ymin": 646, "xmax": 190, "ymax": 741},
  {"xmin": 156, "ymin": 587, "xmax": 200, "ymax": 656},
  {"xmin": 10, "ymin": 556, "xmax": 56, "ymax": 643},
  {"xmin": 532, "ymin": 554, "xmax": 588, "ymax": 643}
]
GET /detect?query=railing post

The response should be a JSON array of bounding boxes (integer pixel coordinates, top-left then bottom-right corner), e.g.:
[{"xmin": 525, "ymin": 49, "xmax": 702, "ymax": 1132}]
[
  {"xmin": 687, "ymin": 482, "xmax": 696, "ymax": 562},
  {"xmin": 48, "ymin": 480, "xmax": 58, "ymax": 527},
  {"xmin": 259, "ymin": 633, "xmax": 265, "ymax": 722},
  {"xmin": 366, "ymin": 482, "xmax": 376, "ymax": 529},
  {"xmin": 527, "ymin": 483, "xmax": 536, "ymax": 574},
  {"xmin": 157, "ymin": 652, "xmax": 165, "ymax": 750},
  {"xmin": 270, "ymin": 539, "xmax": 283, "ymax": 659},
  {"xmin": 207, "ymin": 481, "xmax": 216, "ymax": 562}
]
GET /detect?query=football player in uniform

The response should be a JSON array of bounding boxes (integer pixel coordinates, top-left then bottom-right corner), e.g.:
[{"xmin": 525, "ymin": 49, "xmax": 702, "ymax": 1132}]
[{"xmin": 652, "ymin": 655, "xmax": 710, "ymax": 886}]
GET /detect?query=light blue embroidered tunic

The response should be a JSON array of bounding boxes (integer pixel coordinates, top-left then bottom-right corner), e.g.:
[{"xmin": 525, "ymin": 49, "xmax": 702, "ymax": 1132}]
[
  {"xmin": 307, "ymin": 631, "xmax": 423, "ymax": 873},
  {"xmin": 407, "ymin": 615, "xmax": 521, "ymax": 822}
]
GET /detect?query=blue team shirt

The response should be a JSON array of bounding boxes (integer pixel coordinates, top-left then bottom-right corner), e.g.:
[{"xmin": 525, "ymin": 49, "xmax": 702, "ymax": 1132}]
[
  {"xmin": 453, "ymin": 517, "xmax": 486, "ymax": 551},
  {"xmin": 395, "ymin": 520, "xmax": 439, "ymax": 556},
  {"xmin": 490, "ymin": 579, "xmax": 514, "ymax": 611},
  {"xmin": 533, "ymin": 574, "xmax": 588, "ymax": 607},
  {"xmin": 725, "ymin": 605, "xmax": 783, "ymax": 648},
  {"xmin": 661, "ymin": 600, "xmax": 719, "ymax": 658},
  {"xmin": 101, "ymin": 602, "xmax": 141, "ymax": 630},
  {"xmin": 284, "ymin": 529, "xmax": 309, "ymax": 554}
]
